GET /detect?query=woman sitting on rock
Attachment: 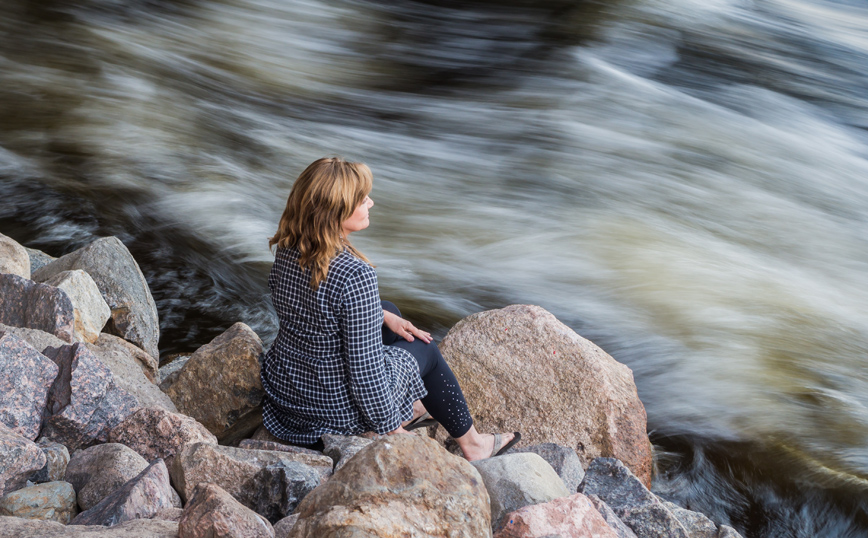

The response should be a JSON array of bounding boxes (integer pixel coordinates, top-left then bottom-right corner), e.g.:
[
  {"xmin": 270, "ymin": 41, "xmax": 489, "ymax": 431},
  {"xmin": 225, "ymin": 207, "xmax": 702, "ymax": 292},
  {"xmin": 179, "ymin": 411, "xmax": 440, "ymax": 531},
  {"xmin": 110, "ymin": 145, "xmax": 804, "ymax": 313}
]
[{"xmin": 260, "ymin": 156, "xmax": 519, "ymax": 461}]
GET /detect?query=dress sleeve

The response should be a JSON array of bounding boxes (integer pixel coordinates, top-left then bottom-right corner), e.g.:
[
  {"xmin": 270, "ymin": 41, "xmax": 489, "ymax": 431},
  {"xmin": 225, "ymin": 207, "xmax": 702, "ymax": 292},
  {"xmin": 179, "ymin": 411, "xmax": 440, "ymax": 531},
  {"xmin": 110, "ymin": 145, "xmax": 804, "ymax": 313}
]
[{"xmin": 339, "ymin": 264, "xmax": 401, "ymax": 434}]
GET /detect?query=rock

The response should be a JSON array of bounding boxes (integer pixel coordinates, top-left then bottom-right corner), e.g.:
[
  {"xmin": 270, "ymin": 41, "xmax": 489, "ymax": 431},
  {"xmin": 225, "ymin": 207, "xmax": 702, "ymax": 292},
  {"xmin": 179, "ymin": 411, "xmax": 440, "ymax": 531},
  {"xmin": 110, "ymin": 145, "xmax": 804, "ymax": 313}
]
[
  {"xmin": 0, "ymin": 233, "xmax": 30, "ymax": 278},
  {"xmin": 587, "ymin": 494, "xmax": 638, "ymax": 538},
  {"xmin": 472, "ymin": 452, "xmax": 571, "ymax": 531},
  {"xmin": 493, "ymin": 492, "xmax": 618, "ymax": 538},
  {"xmin": 91, "ymin": 333, "xmax": 159, "ymax": 385},
  {"xmin": 273, "ymin": 515, "xmax": 298, "ymax": 538},
  {"xmin": 108, "ymin": 407, "xmax": 217, "ymax": 469},
  {"xmin": 0, "ymin": 331, "xmax": 59, "ymax": 439},
  {"xmin": 170, "ymin": 442, "xmax": 332, "ymax": 506},
  {"xmin": 245, "ymin": 462, "xmax": 321, "ymax": 524},
  {"xmin": 152, "ymin": 507, "xmax": 185, "ymax": 522},
  {"xmin": 321, "ymin": 433, "xmax": 373, "ymax": 472},
  {"xmin": 43, "ymin": 270, "xmax": 111, "ymax": 344},
  {"xmin": 86, "ymin": 340, "xmax": 176, "ymax": 412},
  {"xmin": 30, "ymin": 439, "xmax": 71, "ymax": 483},
  {"xmin": 0, "ymin": 322, "xmax": 66, "ymax": 354},
  {"xmin": 165, "ymin": 323, "xmax": 264, "ymax": 443},
  {"xmin": 71, "ymin": 459, "xmax": 178, "ymax": 527},
  {"xmin": 439, "ymin": 305, "xmax": 652, "ymax": 486},
  {"xmin": 0, "ymin": 273, "xmax": 75, "ymax": 343},
  {"xmin": 0, "ymin": 516, "xmax": 179, "ymax": 537},
  {"xmin": 158, "ymin": 355, "xmax": 191, "ymax": 392},
  {"xmin": 663, "ymin": 501, "xmax": 719, "ymax": 538},
  {"xmin": 0, "ymin": 480, "xmax": 78, "ymax": 523},
  {"xmin": 0, "ymin": 425, "xmax": 46, "ymax": 496},
  {"xmin": 510, "ymin": 443, "xmax": 585, "ymax": 493},
  {"xmin": 579, "ymin": 458, "xmax": 689, "ymax": 538},
  {"xmin": 237, "ymin": 439, "xmax": 322, "ymax": 457},
  {"xmin": 718, "ymin": 525, "xmax": 745, "ymax": 538},
  {"xmin": 64, "ymin": 443, "xmax": 149, "ymax": 511},
  {"xmin": 32, "ymin": 236, "xmax": 160, "ymax": 358},
  {"xmin": 179, "ymin": 483, "xmax": 274, "ymax": 538},
  {"xmin": 291, "ymin": 434, "xmax": 491, "ymax": 538},
  {"xmin": 25, "ymin": 247, "xmax": 56, "ymax": 274},
  {"xmin": 41, "ymin": 343, "xmax": 138, "ymax": 451}
]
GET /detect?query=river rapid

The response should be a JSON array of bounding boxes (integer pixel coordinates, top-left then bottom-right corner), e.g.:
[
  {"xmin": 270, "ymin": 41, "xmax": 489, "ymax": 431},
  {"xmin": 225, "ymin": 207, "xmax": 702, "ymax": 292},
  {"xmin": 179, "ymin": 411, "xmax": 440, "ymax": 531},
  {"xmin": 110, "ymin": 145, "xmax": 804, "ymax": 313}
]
[{"xmin": 3, "ymin": 0, "xmax": 868, "ymax": 535}]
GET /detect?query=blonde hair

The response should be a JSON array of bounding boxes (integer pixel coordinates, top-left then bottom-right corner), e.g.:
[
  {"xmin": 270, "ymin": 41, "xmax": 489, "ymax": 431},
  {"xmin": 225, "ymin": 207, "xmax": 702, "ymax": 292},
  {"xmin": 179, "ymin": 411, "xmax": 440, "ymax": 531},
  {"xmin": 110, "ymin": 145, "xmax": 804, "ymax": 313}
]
[{"xmin": 270, "ymin": 157, "xmax": 373, "ymax": 289}]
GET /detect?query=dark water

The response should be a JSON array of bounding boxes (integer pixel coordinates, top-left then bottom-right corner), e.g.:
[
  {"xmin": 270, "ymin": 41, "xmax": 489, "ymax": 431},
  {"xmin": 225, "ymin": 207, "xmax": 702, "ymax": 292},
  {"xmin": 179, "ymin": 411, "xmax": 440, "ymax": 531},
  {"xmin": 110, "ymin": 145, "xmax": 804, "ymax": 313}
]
[{"xmin": 3, "ymin": 0, "xmax": 868, "ymax": 535}]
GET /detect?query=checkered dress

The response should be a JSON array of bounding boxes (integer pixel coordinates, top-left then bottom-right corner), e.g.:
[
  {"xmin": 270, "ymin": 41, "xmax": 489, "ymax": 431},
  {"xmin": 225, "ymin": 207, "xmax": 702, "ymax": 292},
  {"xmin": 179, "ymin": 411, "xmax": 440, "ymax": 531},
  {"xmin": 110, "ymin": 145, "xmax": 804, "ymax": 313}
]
[{"xmin": 261, "ymin": 246, "xmax": 427, "ymax": 444}]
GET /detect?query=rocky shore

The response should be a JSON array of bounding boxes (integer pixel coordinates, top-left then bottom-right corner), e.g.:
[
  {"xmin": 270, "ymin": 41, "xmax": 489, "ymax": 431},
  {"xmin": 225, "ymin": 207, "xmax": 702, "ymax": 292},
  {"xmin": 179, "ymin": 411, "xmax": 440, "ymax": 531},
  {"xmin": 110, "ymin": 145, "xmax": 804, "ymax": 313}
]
[{"xmin": 0, "ymin": 232, "xmax": 744, "ymax": 538}]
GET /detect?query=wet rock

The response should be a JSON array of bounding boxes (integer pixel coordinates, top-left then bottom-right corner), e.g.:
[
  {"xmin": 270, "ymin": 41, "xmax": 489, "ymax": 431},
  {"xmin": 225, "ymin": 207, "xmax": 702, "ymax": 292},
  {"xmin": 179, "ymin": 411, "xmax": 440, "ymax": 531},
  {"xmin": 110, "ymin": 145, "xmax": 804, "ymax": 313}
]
[
  {"xmin": 0, "ymin": 273, "xmax": 75, "ymax": 343},
  {"xmin": 587, "ymin": 494, "xmax": 638, "ymax": 538},
  {"xmin": 0, "ymin": 480, "xmax": 78, "ymax": 523},
  {"xmin": 0, "ymin": 515, "xmax": 179, "ymax": 537},
  {"xmin": 71, "ymin": 459, "xmax": 178, "ymax": 527},
  {"xmin": 493, "ymin": 492, "xmax": 618, "ymax": 538},
  {"xmin": 439, "ymin": 305, "xmax": 652, "ymax": 486},
  {"xmin": 30, "ymin": 439, "xmax": 71, "ymax": 483},
  {"xmin": 472, "ymin": 452, "xmax": 571, "ymax": 531},
  {"xmin": 41, "ymin": 343, "xmax": 138, "ymax": 451},
  {"xmin": 321, "ymin": 433, "xmax": 373, "ymax": 471},
  {"xmin": 158, "ymin": 355, "xmax": 191, "ymax": 392},
  {"xmin": 179, "ymin": 482, "xmax": 274, "ymax": 538},
  {"xmin": 165, "ymin": 323, "xmax": 264, "ymax": 443},
  {"xmin": 0, "ymin": 425, "xmax": 46, "ymax": 496},
  {"xmin": 291, "ymin": 434, "xmax": 491, "ymax": 538},
  {"xmin": 32, "ymin": 236, "xmax": 160, "ymax": 358},
  {"xmin": 509, "ymin": 442, "xmax": 585, "ymax": 493},
  {"xmin": 273, "ymin": 515, "xmax": 298, "ymax": 538},
  {"xmin": 0, "ymin": 331, "xmax": 59, "ymax": 440},
  {"xmin": 64, "ymin": 443, "xmax": 149, "ymax": 511},
  {"xmin": 43, "ymin": 270, "xmax": 111, "ymax": 344},
  {"xmin": 25, "ymin": 247, "xmax": 56, "ymax": 274},
  {"xmin": 663, "ymin": 500, "xmax": 719, "ymax": 538},
  {"xmin": 108, "ymin": 407, "xmax": 217, "ymax": 469},
  {"xmin": 91, "ymin": 333, "xmax": 159, "ymax": 385},
  {"xmin": 0, "ymin": 232, "xmax": 30, "ymax": 278},
  {"xmin": 579, "ymin": 458, "xmax": 689, "ymax": 538},
  {"xmin": 86, "ymin": 341, "xmax": 175, "ymax": 413}
]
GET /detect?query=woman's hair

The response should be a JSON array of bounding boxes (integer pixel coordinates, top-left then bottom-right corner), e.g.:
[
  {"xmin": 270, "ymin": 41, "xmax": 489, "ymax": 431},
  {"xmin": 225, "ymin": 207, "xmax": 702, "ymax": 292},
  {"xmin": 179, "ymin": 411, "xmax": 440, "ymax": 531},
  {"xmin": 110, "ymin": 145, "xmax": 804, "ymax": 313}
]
[{"xmin": 270, "ymin": 157, "xmax": 373, "ymax": 289}]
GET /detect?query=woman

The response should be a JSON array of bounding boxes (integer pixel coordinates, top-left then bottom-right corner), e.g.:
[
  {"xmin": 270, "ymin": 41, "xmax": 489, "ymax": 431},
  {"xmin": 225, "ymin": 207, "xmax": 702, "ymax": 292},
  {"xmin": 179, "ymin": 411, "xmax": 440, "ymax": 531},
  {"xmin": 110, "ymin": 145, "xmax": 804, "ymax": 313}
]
[{"xmin": 260, "ymin": 157, "xmax": 519, "ymax": 461}]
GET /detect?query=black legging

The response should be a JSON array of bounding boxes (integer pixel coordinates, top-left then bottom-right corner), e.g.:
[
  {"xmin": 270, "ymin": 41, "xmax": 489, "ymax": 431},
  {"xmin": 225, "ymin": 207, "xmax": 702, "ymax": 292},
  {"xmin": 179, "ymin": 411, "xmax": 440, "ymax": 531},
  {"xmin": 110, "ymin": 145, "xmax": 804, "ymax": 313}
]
[{"xmin": 382, "ymin": 301, "xmax": 473, "ymax": 438}]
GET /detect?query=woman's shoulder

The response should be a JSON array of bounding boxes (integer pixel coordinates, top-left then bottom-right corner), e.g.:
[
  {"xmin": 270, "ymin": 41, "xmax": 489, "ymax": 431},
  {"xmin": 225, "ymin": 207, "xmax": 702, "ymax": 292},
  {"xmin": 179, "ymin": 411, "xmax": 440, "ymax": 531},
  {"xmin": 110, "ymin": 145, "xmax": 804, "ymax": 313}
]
[{"xmin": 330, "ymin": 248, "xmax": 374, "ymax": 277}]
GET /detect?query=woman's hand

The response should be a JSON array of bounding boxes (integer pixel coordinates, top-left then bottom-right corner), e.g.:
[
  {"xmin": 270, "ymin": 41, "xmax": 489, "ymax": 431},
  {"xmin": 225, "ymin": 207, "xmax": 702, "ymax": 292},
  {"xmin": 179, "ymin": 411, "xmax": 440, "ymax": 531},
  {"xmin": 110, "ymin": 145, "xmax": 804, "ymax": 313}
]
[{"xmin": 383, "ymin": 310, "xmax": 432, "ymax": 344}]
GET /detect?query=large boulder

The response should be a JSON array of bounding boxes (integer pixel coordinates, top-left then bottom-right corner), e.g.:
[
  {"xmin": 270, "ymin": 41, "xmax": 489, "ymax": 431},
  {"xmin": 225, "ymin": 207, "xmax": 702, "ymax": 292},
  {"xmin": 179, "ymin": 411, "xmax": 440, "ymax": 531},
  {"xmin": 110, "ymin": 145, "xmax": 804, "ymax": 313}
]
[
  {"xmin": 509, "ymin": 443, "xmax": 585, "ymax": 493},
  {"xmin": 290, "ymin": 434, "xmax": 492, "ymax": 538},
  {"xmin": 0, "ymin": 233, "xmax": 30, "ymax": 278},
  {"xmin": 91, "ymin": 333, "xmax": 159, "ymax": 384},
  {"xmin": 71, "ymin": 459, "xmax": 179, "ymax": 527},
  {"xmin": 0, "ymin": 480, "xmax": 78, "ymax": 523},
  {"xmin": 41, "ymin": 343, "xmax": 138, "ymax": 451},
  {"xmin": 32, "ymin": 236, "xmax": 160, "ymax": 358},
  {"xmin": 165, "ymin": 323, "xmax": 264, "ymax": 443},
  {"xmin": 43, "ymin": 270, "xmax": 111, "ymax": 344},
  {"xmin": 0, "ymin": 331, "xmax": 59, "ymax": 439},
  {"xmin": 108, "ymin": 407, "xmax": 217, "ymax": 469},
  {"xmin": 65, "ymin": 443, "xmax": 149, "ymax": 511},
  {"xmin": 472, "ymin": 452, "xmax": 571, "ymax": 531},
  {"xmin": 0, "ymin": 516, "xmax": 179, "ymax": 537},
  {"xmin": 86, "ymin": 340, "xmax": 175, "ymax": 413},
  {"xmin": 179, "ymin": 483, "xmax": 274, "ymax": 538},
  {"xmin": 439, "ymin": 305, "xmax": 652, "ymax": 486},
  {"xmin": 29, "ymin": 439, "xmax": 71, "ymax": 483},
  {"xmin": 0, "ymin": 273, "xmax": 75, "ymax": 343},
  {"xmin": 493, "ymin": 492, "xmax": 619, "ymax": 538},
  {"xmin": 0, "ymin": 425, "xmax": 46, "ymax": 496}
]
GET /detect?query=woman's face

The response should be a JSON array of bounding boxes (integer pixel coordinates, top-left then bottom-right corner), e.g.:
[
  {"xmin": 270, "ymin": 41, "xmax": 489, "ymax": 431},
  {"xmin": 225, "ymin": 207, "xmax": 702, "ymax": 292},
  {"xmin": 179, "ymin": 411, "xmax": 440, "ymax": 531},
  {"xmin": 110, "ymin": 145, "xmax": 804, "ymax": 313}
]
[{"xmin": 342, "ymin": 194, "xmax": 374, "ymax": 236}]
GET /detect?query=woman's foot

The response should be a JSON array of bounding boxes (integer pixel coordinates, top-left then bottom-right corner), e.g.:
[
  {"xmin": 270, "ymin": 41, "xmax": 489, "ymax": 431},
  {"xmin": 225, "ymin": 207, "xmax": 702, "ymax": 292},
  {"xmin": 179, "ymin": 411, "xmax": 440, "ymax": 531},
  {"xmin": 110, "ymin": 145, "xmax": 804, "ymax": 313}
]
[{"xmin": 455, "ymin": 426, "xmax": 520, "ymax": 461}]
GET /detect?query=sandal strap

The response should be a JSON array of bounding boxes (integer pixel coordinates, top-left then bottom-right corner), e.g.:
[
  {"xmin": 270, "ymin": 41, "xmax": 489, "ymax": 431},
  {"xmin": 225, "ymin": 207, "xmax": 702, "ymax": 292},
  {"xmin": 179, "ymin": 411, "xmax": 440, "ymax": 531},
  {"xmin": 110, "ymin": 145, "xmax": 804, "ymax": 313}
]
[{"xmin": 490, "ymin": 433, "xmax": 502, "ymax": 458}]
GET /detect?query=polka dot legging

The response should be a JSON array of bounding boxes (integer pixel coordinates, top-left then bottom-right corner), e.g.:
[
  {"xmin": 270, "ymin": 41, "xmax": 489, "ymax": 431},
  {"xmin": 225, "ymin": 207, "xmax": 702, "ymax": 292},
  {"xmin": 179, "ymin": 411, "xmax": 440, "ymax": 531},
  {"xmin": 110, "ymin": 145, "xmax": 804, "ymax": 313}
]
[{"xmin": 382, "ymin": 301, "xmax": 473, "ymax": 438}]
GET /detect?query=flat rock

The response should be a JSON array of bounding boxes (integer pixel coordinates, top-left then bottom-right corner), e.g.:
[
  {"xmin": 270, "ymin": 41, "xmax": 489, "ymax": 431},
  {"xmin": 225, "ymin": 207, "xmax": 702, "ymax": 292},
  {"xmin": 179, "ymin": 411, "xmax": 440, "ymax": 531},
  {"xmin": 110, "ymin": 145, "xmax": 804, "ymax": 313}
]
[
  {"xmin": 32, "ymin": 236, "xmax": 160, "ymax": 358},
  {"xmin": 493, "ymin": 492, "xmax": 618, "ymax": 538},
  {"xmin": 91, "ymin": 333, "xmax": 159, "ymax": 385},
  {"xmin": 0, "ymin": 480, "xmax": 78, "ymax": 523},
  {"xmin": 86, "ymin": 341, "xmax": 175, "ymax": 413},
  {"xmin": 472, "ymin": 452, "xmax": 571, "ymax": 531},
  {"xmin": 321, "ymin": 433, "xmax": 373, "ymax": 472},
  {"xmin": 108, "ymin": 407, "xmax": 217, "ymax": 470},
  {"xmin": 579, "ymin": 458, "xmax": 689, "ymax": 538},
  {"xmin": 165, "ymin": 323, "xmax": 264, "ymax": 442},
  {"xmin": 41, "ymin": 343, "xmax": 138, "ymax": 451},
  {"xmin": 0, "ymin": 516, "xmax": 179, "ymax": 537},
  {"xmin": 0, "ymin": 232, "xmax": 30, "ymax": 278},
  {"xmin": 0, "ymin": 273, "xmax": 75, "ymax": 343},
  {"xmin": 179, "ymin": 482, "xmax": 274, "ymax": 538},
  {"xmin": 65, "ymin": 443, "xmax": 149, "ymax": 511},
  {"xmin": 587, "ymin": 494, "xmax": 638, "ymax": 538},
  {"xmin": 43, "ymin": 270, "xmax": 111, "ymax": 344},
  {"xmin": 439, "ymin": 305, "xmax": 653, "ymax": 486},
  {"xmin": 0, "ymin": 424, "xmax": 46, "ymax": 496},
  {"xmin": 290, "ymin": 434, "xmax": 491, "ymax": 538},
  {"xmin": 509, "ymin": 442, "xmax": 585, "ymax": 493},
  {"xmin": 25, "ymin": 246, "xmax": 56, "ymax": 274},
  {"xmin": 30, "ymin": 439, "xmax": 71, "ymax": 483},
  {"xmin": 0, "ymin": 331, "xmax": 59, "ymax": 439},
  {"xmin": 71, "ymin": 459, "xmax": 178, "ymax": 527}
]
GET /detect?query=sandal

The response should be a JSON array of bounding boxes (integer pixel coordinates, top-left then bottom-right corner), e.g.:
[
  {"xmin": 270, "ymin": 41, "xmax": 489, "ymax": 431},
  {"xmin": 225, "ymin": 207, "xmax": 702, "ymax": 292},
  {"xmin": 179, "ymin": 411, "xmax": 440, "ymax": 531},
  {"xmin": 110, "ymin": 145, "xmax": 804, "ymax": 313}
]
[
  {"xmin": 490, "ymin": 432, "xmax": 522, "ymax": 458},
  {"xmin": 405, "ymin": 412, "xmax": 437, "ymax": 431}
]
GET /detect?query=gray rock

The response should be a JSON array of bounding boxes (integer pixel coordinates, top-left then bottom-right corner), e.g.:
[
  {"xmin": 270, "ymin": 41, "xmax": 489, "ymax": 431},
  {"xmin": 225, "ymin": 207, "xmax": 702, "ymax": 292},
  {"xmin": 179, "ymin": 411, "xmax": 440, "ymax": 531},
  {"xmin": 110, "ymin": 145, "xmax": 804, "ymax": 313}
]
[
  {"xmin": 64, "ymin": 443, "xmax": 149, "ymax": 511},
  {"xmin": 472, "ymin": 452, "xmax": 571, "ymax": 531},
  {"xmin": 0, "ymin": 331, "xmax": 59, "ymax": 440},
  {"xmin": 580, "ymin": 458, "xmax": 690, "ymax": 538},
  {"xmin": 108, "ymin": 407, "xmax": 217, "ymax": 470},
  {"xmin": 509, "ymin": 442, "xmax": 585, "ymax": 492},
  {"xmin": 0, "ymin": 273, "xmax": 75, "ymax": 343},
  {"xmin": 86, "ymin": 339, "xmax": 176, "ymax": 413},
  {"xmin": 0, "ymin": 516, "xmax": 179, "ymax": 537},
  {"xmin": 718, "ymin": 525, "xmax": 746, "ymax": 538},
  {"xmin": 0, "ymin": 425, "xmax": 46, "ymax": 496},
  {"xmin": 32, "ymin": 236, "xmax": 160, "ymax": 358},
  {"xmin": 273, "ymin": 514, "xmax": 298, "ymax": 538},
  {"xmin": 321, "ymin": 434, "xmax": 373, "ymax": 472},
  {"xmin": 71, "ymin": 459, "xmax": 178, "ymax": 527},
  {"xmin": 25, "ymin": 247, "xmax": 56, "ymax": 274},
  {"xmin": 157, "ymin": 355, "xmax": 191, "ymax": 391},
  {"xmin": 663, "ymin": 500, "xmax": 719, "ymax": 538},
  {"xmin": 0, "ymin": 233, "xmax": 30, "ymax": 278},
  {"xmin": 43, "ymin": 270, "xmax": 111, "ymax": 344},
  {"xmin": 30, "ymin": 439, "xmax": 71, "ymax": 483},
  {"xmin": 243, "ymin": 462, "xmax": 321, "ymax": 524},
  {"xmin": 0, "ymin": 480, "xmax": 78, "ymax": 523},
  {"xmin": 0, "ymin": 322, "xmax": 66, "ymax": 355},
  {"xmin": 587, "ymin": 494, "xmax": 638, "ymax": 538}
]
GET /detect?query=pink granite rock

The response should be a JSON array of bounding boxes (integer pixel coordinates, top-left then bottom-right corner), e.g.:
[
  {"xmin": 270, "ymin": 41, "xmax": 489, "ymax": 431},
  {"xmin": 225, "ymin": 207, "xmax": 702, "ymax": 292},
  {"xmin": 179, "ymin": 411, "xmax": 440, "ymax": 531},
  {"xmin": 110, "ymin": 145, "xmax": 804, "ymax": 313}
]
[
  {"xmin": 0, "ymin": 425, "xmax": 46, "ymax": 497},
  {"xmin": 108, "ymin": 407, "xmax": 217, "ymax": 469},
  {"xmin": 64, "ymin": 443, "xmax": 148, "ymax": 511},
  {"xmin": 494, "ymin": 492, "xmax": 619, "ymax": 538},
  {"xmin": 0, "ymin": 273, "xmax": 75, "ymax": 343},
  {"xmin": 179, "ymin": 482, "xmax": 274, "ymax": 538},
  {"xmin": 0, "ymin": 331, "xmax": 59, "ymax": 440},
  {"xmin": 0, "ymin": 515, "xmax": 179, "ymax": 537}
]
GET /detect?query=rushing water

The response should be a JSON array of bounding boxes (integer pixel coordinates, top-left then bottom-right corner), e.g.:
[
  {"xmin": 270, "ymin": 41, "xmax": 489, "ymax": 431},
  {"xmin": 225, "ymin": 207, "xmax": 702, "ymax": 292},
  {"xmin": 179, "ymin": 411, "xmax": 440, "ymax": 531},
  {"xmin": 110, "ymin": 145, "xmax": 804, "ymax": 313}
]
[{"xmin": 3, "ymin": 0, "xmax": 868, "ymax": 535}]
